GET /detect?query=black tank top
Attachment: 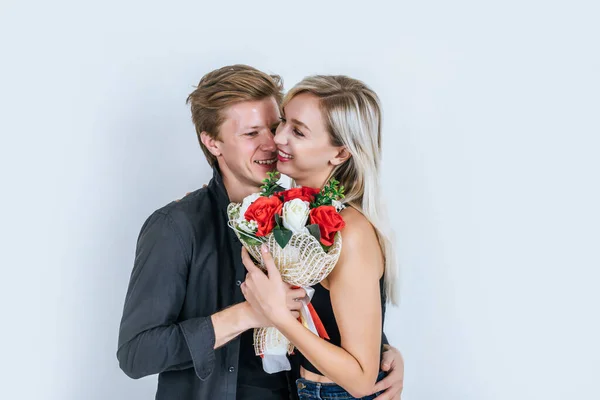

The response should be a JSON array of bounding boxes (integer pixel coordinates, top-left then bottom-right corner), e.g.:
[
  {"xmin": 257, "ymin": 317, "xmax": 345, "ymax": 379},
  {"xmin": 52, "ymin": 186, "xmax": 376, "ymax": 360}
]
[{"xmin": 298, "ymin": 277, "xmax": 387, "ymax": 375}]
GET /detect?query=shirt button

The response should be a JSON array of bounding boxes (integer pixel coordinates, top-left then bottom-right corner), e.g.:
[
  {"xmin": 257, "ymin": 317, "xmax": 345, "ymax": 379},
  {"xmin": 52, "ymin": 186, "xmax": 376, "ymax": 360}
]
[
  {"xmin": 228, "ymin": 366, "xmax": 235, "ymax": 373},
  {"xmin": 236, "ymin": 280, "xmax": 242, "ymax": 286}
]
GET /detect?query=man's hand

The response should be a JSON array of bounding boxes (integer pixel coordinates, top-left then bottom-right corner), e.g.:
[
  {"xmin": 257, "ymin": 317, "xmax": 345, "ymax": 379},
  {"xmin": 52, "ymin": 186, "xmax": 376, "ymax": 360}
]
[
  {"xmin": 372, "ymin": 344, "xmax": 404, "ymax": 399},
  {"xmin": 175, "ymin": 192, "xmax": 192, "ymax": 202}
]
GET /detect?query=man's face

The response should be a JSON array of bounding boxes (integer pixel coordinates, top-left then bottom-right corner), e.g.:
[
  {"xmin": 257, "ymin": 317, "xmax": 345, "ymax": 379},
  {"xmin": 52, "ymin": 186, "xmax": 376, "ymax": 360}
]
[{"xmin": 213, "ymin": 97, "xmax": 280, "ymax": 193}]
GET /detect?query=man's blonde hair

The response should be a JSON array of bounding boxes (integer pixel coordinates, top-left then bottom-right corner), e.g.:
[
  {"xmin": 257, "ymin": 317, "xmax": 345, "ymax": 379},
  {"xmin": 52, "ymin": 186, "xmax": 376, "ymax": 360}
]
[{"xmin": 187, "ymin": 65, "xmax": 284, "ymax": 166}]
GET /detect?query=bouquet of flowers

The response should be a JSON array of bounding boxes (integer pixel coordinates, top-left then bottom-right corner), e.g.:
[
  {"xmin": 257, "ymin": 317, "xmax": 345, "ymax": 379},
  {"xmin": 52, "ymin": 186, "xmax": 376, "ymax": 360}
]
[{"xmin": 227, "ymin": 172, "xmax": 346, "ymax": 373}]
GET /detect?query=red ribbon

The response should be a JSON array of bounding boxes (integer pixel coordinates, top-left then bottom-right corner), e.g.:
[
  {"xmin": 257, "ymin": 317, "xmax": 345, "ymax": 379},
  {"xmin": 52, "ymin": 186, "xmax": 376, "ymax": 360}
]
[
  {"xmin": 307, "ymin": 302, "xmax": 330, "ymax": 340},
  {"xmin": 291, "ymin": 285, "xmax": 330, "ymax": 340}
]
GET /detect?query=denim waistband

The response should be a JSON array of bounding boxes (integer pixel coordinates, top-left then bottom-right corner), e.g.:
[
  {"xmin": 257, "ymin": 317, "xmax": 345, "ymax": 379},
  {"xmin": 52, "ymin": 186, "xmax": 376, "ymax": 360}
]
[{"xmin": 295, "ymin": 371, "xmax": 387, "ymax": 399}]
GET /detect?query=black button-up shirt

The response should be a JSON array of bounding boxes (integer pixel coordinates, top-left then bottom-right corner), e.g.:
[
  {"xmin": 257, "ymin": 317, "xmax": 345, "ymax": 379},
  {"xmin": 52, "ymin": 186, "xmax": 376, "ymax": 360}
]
[{"xmin": 117, "ymin": 166, "xmax": 292, "ymax": 399}]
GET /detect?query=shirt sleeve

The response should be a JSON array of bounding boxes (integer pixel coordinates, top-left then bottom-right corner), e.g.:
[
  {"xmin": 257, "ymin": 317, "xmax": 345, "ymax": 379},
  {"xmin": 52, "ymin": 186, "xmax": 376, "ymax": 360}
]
[{"xmin": 117, "ymin": 210, "xmax": 216, "ymax": 380}]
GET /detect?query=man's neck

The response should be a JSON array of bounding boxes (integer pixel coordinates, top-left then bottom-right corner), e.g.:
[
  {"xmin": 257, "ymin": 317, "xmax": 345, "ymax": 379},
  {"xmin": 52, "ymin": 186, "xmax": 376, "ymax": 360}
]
[{"xmin": 221, "ymin": 175, "xmax": 260, "ymax": 203}]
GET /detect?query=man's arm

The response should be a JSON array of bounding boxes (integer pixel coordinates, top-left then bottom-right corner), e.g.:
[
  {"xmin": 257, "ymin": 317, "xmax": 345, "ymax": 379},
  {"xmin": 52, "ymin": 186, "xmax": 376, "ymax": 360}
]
[{"xmin": 117, "ymin": 211, "xmax": 255, "ymax": 380}]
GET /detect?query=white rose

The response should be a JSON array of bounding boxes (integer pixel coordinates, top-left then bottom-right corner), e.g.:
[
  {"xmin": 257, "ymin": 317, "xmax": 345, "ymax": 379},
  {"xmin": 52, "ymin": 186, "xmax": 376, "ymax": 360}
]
[
  {"xmin": 238, "ymin": 193, "xmax": 261, "ymax": 222},
  {"xmin": 282, "ymin": 198, "xmax": 310, "ymax": 234}
]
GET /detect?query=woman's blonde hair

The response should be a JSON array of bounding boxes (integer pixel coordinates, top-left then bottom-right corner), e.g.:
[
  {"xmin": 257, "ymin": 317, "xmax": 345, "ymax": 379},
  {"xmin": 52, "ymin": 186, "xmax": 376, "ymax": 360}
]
[{"xmin": 283, "ymin": 76, "xmax": 398, "ymax": 305}]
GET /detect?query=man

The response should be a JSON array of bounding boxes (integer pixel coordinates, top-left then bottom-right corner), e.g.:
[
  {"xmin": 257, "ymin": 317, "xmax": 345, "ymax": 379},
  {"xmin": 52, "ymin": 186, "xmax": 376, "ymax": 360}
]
[{"xmin": 117, "ymin": 64, "xmax": 404, "ymax": 399}]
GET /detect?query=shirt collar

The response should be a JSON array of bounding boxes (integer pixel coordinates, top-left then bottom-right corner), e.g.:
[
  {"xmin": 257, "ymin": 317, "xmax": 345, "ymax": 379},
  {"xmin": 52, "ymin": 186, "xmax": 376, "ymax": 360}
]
[{"xmin": 207, "ymin": 164, "xmax": 230, "ymax": 209}]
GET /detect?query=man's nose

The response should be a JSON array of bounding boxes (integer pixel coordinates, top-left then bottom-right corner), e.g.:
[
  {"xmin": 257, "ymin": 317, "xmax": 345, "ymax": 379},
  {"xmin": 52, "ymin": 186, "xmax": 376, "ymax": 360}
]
[{"xmin": 260, "ymin": 131, "xmax": 276, "ymax": 151}]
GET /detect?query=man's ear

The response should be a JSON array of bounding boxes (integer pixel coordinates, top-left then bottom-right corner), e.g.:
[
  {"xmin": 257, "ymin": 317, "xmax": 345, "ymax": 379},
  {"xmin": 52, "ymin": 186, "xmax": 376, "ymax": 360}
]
[
  {"xmin": 330, "ymin": 147, "xmax": 351, "ymax": 166},
  {"xmin": 200, "ymin": 132, "xmax": 222, "ymax": 157}
]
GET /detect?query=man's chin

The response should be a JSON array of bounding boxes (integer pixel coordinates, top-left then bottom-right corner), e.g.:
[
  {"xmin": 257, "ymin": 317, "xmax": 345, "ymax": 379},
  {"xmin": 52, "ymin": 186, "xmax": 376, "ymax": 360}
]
[{"xmin": 252, "ymin": 163, "xmax": 277, "ymax": 184}]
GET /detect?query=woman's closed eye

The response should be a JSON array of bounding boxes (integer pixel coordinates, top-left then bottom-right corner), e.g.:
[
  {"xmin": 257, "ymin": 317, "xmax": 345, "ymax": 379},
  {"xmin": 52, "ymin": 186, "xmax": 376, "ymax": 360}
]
[
  {"xmin": 245, "ymin": 131, "xmax": 259, "ymax": 137},
  {"xmin": 280, "ymin": 116, "xmax": 304, "ymax": 137},
  {"xmin": 293, "ymin": 128, "xmax": 305, "ymax": 138}
]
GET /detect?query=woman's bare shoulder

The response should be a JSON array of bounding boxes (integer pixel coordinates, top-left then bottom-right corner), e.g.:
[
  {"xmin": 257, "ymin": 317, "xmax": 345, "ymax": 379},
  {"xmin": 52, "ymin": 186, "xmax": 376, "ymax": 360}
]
[
  {"xmin": 339, "ymin": 206, "xmax": 376, "ymax": 241},
  {"xmin": 331, "ymin": 206, "xmax": 384, "ymax": 281}
]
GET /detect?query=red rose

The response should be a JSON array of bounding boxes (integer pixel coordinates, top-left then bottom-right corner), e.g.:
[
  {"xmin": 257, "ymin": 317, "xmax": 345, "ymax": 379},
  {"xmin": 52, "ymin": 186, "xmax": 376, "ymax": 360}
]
[
  {"xmin": 309, "ymin": 205, "xmax": 345, "ymax": 246},
  {"xmin": 280, "ymin": 187, "xmax": 320, "ymax": 203},
  {"xmin": 244, "ymin": 196, "xmax": 283, "ymax": 236}
]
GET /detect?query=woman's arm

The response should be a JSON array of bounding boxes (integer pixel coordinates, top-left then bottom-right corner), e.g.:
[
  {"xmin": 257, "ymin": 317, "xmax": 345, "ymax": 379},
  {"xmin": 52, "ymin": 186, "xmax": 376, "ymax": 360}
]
[{"xmin": 241, "ymin": 211, "xmax": 384, "ymax": 398}]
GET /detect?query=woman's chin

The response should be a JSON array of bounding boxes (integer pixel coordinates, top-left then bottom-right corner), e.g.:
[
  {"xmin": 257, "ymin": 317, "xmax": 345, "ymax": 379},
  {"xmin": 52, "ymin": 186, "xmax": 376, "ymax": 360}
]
[{"xmin": 276, "ymin": 160, "xmax": 293, "ymax": 175}]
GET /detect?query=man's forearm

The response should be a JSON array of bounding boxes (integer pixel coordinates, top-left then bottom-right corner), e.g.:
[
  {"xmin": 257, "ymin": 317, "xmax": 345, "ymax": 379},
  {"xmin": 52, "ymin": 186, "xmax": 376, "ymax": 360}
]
[
  {"xmin": 118, "ymin": 302, "xmax": 255, "ymax": 379},
  {"xmin": 211, "ymin": 302, "xmax": 254, "ymax": 349}
]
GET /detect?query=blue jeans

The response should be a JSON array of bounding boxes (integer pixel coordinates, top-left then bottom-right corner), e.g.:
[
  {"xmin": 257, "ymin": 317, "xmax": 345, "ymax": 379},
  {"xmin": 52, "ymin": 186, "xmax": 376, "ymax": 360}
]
[{"xmin": 296, "ymin": 371, "xmax": 386, "ymax": 400}]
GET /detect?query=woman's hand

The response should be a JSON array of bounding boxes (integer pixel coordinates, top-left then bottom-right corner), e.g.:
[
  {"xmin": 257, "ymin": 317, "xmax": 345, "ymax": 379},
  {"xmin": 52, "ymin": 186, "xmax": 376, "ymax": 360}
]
[
  {"xmin": 240, "ymin": 244, "xmax": 303, "ymax": 326},
  {"xmin": 241, "ymin": 300, "xmax": 273, "ymax": 329}
]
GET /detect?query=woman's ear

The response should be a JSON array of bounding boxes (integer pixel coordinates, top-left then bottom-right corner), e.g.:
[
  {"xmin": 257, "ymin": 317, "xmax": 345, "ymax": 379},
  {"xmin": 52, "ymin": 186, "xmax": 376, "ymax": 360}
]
[
  {"xmin": 200, "ymin": 132, "xmax": 222, "ymax": 157},
  {"xmin": 330, "ymin": 147, "xmax": 352, "ymax": 166}
]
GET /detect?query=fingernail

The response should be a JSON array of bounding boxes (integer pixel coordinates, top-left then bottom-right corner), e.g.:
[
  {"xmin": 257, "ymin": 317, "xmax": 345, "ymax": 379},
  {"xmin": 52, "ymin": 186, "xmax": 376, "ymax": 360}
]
[{"xmin": 261, "ymin": 244, "xmax": 268, "ymax": 253}]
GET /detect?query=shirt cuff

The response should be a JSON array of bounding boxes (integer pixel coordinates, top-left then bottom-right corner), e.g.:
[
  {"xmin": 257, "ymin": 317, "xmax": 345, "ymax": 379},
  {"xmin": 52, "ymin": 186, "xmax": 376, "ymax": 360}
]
[{"xmin": 179, "ymin": 316, "xmax": 216, "ymax": 381}]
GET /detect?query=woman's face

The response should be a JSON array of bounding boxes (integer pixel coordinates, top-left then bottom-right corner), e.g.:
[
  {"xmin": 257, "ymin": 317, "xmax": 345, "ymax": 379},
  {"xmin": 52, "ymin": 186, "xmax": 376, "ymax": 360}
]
[{"xmin": 274, "ymin": 93, "xmax": 346, "ymax": 188}]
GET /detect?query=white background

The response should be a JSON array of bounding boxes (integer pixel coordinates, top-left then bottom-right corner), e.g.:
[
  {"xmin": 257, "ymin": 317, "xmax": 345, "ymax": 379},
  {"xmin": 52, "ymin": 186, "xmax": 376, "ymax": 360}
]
[{"xmin": 1, "ymin": 1, "xmax": 598, "ymax": 399}]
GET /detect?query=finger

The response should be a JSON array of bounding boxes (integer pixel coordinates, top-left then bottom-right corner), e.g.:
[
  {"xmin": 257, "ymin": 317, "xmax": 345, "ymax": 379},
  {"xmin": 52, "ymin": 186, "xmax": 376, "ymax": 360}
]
[
  {"xmin": 241, "ymin": 281, "xmax": 254, "ymax": 297},
  {"xmin": 372, "ymin": 374, "xmax": 395, "ymax": 394},
  {"xmin": 374, "ymin": 383, "xmax": 402, "ymax": 399},
  {"xmin": 175, "ymin": 192, "xmax": 192, "ymax": 202},
  {"xmin": 260, "ymin": 244, "xmax": 281, "ymax": 281},
  {"xmin": 288, "ymin": 300, "xmax": 303, "ymax": 311},
  {"xmin": 291, "ymin": 311, "xmax": 300, "ymax": 319},
  {"xmin": 380, "ymin": 349, "xmax": 396, "ymax": 371},
  {"xmin": 372, "ymin": 392, "xmax": 389, "ymax": 400},
  {"xmin": 241, "ymin": 283, "xmax": 257, "ymax": 306},
  {"xmin": 287, "ymin": 296, "xmax": 303, "ymax": 311},
  {"xmin": 241, "ymin": 247, "xmax": 261, "ymax": 274},
  {"xmin": 242, "ymin": 276, "xmax": 257, "ymax": 296},
  {"xmin": 289, "ymin": 287, "xmax": 307, "ymax": 299},
  {"xmin": 373, "ymin": 387, "xmax": 401, "ymax": 400},
  {"xmin": 286, "ymin": 288, "xmax": 307, "ymax": 302}
]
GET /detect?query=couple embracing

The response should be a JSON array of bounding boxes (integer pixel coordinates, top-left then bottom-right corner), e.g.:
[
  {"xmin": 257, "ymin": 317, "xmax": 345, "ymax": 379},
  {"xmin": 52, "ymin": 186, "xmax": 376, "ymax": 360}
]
[{"xmin": 117, "ymin": 64, "xmax": 404, "ymax": 400}]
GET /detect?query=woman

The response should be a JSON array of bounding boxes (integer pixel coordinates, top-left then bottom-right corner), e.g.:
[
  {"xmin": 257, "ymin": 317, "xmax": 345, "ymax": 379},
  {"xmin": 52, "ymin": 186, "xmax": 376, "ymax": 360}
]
[{"xmin": 240, "ymin": 75, "xmax": 397, "ymax": 400}]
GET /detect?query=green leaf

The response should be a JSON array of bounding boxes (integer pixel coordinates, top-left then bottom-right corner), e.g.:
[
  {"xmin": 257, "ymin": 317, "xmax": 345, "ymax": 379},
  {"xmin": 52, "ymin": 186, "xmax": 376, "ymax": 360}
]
[
  {"xmin": 306, "ymin": 224, "xmax": 321, "ymax": 243},
  {"xmin": 274, "ymin": 213, "xmax": 282, "ymax": 228},
  {"xmin": 259, "ymin": 171, "xmax": 282, "ymax": 197},
  {"xmin": 273, "ymin": 227, "xmax": 292, "ymax": 249},
  {"xmin": 241, "ymin": 236, "xmax": 263, "ymax": 246}
]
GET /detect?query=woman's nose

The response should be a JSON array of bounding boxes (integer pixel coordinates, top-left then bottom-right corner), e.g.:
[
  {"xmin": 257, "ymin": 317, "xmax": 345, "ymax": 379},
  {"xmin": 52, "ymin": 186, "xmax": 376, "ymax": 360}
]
[{"xmin": 274, "ymin": 128, "xmax": 287, "ymax": 146}]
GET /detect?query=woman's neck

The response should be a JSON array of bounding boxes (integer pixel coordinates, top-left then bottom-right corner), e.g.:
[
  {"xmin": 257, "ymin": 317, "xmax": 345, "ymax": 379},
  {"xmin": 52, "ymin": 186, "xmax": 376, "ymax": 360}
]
[{"xmin": 293, "ymin": 170, "xmax": 331, "ymax": 189}]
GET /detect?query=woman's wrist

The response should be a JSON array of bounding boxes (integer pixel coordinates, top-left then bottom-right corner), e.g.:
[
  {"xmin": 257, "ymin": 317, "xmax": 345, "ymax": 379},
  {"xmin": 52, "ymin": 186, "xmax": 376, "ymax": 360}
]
[{"xmin": 272, "ymin": 308, "xmax": 299, "ymax": 331}]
